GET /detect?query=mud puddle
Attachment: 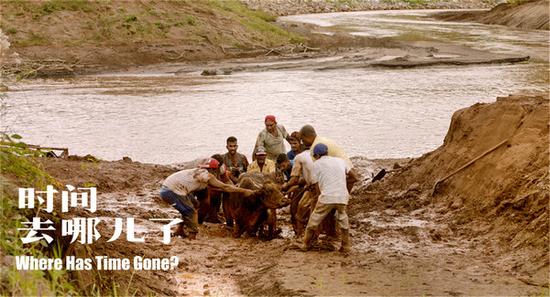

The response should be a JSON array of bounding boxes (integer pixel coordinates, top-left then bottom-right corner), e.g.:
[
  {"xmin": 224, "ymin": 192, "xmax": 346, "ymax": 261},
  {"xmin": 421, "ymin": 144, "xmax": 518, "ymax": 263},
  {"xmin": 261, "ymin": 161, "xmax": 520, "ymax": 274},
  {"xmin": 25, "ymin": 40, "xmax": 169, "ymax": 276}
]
[{"xmin": 353, "ymin": 209, "xmax": 458, "ymax": 255}]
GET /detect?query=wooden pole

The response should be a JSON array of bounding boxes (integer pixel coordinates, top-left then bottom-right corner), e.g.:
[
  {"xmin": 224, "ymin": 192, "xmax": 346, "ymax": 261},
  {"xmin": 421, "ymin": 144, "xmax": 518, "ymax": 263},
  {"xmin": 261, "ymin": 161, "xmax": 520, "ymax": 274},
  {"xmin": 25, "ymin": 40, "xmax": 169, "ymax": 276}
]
[{"xmin": 431, "ymin": 139, "xmax": 510, "ymax": 196}]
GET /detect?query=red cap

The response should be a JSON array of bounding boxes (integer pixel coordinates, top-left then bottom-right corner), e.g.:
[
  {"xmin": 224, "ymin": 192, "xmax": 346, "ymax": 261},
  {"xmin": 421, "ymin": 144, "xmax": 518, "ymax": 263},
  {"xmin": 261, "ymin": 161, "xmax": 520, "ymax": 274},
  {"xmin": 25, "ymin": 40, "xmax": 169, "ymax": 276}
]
[
  {"xmin": 199, "ymin": 158, "xmax": 220, "ymax": 169},
  {"xmin": 264, "ymin": 115, "xmax": 276, "ymax": 123}
]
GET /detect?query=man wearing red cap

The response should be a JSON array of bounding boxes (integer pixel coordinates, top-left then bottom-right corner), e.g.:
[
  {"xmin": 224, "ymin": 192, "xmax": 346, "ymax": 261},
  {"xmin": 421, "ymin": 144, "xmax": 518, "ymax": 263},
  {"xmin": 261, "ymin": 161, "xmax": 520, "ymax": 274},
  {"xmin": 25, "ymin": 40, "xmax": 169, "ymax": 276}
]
[
  {"xmin": 253, "ymin": 115, "xmax": 291, "ymax": 161},
  {"xmin": 160, "ymin": 158, "xmax": 255, "ymax": 239}
]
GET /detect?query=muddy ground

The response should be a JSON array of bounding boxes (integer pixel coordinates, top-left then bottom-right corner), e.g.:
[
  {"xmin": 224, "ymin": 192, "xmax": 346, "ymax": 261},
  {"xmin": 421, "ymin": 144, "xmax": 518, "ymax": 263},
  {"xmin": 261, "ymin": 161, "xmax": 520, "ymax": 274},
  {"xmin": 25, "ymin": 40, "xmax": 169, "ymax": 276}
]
[
  {"xmin": 36, "ymin": 92, "xmax": 549, "ymax": 296},
  {"xmin": 97, "ymin": 26, "xmax": 533, "ymax": 79},
  {"xmin": 3, "ymin": 1, "xmax": 548, "ymax": 294},
  {"xmin": 34, "ymin": 165, "xmax": 545, "ymax": 296}
]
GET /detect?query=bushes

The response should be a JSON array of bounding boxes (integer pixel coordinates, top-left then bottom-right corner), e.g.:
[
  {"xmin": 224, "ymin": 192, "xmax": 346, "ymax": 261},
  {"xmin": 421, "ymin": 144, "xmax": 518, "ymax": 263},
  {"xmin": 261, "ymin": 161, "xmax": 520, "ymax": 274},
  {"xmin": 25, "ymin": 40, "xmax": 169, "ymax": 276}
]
[{"xmin": 0, "ymin": 142, "xmax": 77, "ymax": 296}]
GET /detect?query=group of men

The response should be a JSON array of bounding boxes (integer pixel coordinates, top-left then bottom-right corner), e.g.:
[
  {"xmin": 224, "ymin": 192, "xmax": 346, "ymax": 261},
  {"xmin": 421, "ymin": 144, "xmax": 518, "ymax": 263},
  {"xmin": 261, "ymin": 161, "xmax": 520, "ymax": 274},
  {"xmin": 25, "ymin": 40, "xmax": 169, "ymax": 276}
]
[{"xmin": 160, "ymin": 115, "xmax": 357, "ymax": 253}]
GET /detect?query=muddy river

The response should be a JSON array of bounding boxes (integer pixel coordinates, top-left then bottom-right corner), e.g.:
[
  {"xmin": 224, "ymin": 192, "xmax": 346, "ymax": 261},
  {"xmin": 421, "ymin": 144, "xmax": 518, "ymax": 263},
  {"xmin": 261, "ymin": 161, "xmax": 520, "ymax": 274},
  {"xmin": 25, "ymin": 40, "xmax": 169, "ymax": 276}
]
[{"xmin": 3, "ymin": 10, "xmax": 548, "ymax": 164}]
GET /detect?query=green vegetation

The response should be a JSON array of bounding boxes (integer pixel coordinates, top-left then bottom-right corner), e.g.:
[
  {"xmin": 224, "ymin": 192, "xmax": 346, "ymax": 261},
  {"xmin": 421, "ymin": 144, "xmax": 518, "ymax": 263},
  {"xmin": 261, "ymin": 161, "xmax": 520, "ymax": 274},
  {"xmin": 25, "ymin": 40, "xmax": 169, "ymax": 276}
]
[
  {"xmin": 208, "ymin": 0, "xmax": 303, "ymax": 44},
  {"xmin": 0, "ymin": 127, "xmax": 130, "ymax": 296},
  {"xmin": 395, "ymin": 31, "xmax": 437, "ymax": 42},
  {"xmin": 0, "ymin": 148, "xmax": 56, "ymax": 188},
  {"xmin": 209, "ymin": 0, "xmax": 277, "ymax": 22},
  {"xmin": 329, "ymin": 0, "xmax": 358, "ymax": 7},
  {"xmin": 82, "ymin": 181, "xmax": 97, "ymax": 188},
  {"xmin": 124, "ymin": 15, "xmax": 138, "ymax": 23},
  {"xmin": 183, "ymin": 15, "xmax": 198, "ymax": 26},
  {"xmin": 16, "ymin": 32, "xmax": 48, "ymax": 46},
  {"xmin": 40, "ymin": 0, "xmax": 91, "ymax": 15},
  {"xmin": 1, "ymin": 0, "xmax": 302, "ymax": 49},
  {"xmin": 0, "ymin": 133, "xmax": 58, "ymax": 186},
  {"xmin": 0, "ymin": 133, "xmax": 75, "ymax": 295}
]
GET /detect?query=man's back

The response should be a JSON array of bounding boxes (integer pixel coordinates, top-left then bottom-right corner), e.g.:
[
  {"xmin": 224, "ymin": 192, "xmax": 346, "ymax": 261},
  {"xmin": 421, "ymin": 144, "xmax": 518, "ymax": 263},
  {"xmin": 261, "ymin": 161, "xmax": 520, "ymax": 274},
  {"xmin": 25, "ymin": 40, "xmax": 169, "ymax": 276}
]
[
  {"xmin": 290, "ymin": 150, "xmax": 314, "ymax": 185},
  {"xmin": 313, "ymin": 156, "xmax": 350, "ymax": 205},
  {"xmin": 162, "ymin": 168, "xmax": 210, "ymax": 196},
  {"xmin": 311, "ymin": 136, "xmax": 352, "ymax": 168}
]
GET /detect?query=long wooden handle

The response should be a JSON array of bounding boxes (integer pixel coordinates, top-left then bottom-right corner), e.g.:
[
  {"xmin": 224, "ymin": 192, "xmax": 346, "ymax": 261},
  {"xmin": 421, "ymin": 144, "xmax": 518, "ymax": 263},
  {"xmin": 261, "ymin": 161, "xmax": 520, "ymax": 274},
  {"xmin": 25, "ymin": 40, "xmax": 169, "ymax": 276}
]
[{"xmin": 438, "ymin": 138, "xmax": 510, "ymax": 183}]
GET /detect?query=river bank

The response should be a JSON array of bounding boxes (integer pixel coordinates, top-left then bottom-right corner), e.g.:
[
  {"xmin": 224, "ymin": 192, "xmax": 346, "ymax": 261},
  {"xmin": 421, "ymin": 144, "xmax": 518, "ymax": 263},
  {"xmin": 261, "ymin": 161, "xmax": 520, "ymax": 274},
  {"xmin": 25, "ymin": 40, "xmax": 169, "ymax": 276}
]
[
  {"xmin": 240, "ymin": 0, "xmax": 499, "ymax": 16},
  {"xmin": 0, "ymin": 0, "xmax": 306, "ymax": 78},
  {"xmin": 0, "ymin": 0, "xmax": 532, "ymax": 79},
  {"xmin": 1, "ymin": 2, "xmax": 548, "ymax": 295},
  {"xmin": 434, "ymin": 0, "xmax": 550, "ymax": 30},
  {"xmin": 2, "ymin": 92, "xmax": 548, "ymax": 295},
  {"xmin": 3, "ymin": 7, "xmax": 547, "ymax": 164}
]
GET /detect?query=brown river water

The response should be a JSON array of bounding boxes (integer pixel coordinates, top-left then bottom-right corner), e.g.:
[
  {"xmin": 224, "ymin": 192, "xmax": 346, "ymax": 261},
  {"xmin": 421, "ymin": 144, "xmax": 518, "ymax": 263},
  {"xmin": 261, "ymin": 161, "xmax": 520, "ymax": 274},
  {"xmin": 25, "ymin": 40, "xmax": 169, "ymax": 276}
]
[{"xmin": 3, "ymin": 10, "xmax": 549, "ymax": 164}]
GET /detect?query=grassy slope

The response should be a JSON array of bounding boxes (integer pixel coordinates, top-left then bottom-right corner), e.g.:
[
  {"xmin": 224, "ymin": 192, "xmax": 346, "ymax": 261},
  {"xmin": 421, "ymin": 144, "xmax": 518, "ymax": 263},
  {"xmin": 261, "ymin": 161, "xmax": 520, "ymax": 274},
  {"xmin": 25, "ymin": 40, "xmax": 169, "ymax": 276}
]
[
  {"xmin": 0, "ymin": 141, "xmax": 130, "ymax": 296},
  {"xmin": 0, "ymin": 0, "xmax": 303, "ymax": 66},
  {"xmin": 0, "ymin": 142, "xmax": 77, "ymax": 296}
]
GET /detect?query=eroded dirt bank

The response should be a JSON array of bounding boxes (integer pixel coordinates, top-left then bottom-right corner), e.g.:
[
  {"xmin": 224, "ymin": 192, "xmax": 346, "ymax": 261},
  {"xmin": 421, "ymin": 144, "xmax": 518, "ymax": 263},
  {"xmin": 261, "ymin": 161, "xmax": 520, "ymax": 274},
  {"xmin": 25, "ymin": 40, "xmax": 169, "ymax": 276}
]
[
  {"xmin": 435, "ymin": 0, "xmax": 550, "ymax": 30},
  {"xmin": 29, "ymin": 92, "xmax": 549, "ymax": 295},
  {"xmin": 348, "ymin": 92, "xmax": 550, "ymax": 291},
  {"xmin": 240, "ymin": 0, "xmax": 499, "ymax": 16},
  {"xmin": 0, "ymin": 0, "xmax": 306, "ymax": 78}
]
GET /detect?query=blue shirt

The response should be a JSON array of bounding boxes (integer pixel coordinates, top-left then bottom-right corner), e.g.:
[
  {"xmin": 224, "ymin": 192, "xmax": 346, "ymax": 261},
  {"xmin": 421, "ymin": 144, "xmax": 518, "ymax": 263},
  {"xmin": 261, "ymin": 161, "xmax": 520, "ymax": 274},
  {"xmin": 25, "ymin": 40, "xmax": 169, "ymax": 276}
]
[{"xmin": 287, "ymin": 150, "xmax": 297, "ymax": 166}]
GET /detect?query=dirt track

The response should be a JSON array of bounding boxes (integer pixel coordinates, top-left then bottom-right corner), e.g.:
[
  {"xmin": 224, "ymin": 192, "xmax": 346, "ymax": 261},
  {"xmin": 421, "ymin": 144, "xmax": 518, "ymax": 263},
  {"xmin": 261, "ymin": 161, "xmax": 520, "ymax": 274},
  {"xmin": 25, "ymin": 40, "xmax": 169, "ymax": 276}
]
[{"xmin": 37, "ymin": 91, "xmax": 549, "ymax": 297}]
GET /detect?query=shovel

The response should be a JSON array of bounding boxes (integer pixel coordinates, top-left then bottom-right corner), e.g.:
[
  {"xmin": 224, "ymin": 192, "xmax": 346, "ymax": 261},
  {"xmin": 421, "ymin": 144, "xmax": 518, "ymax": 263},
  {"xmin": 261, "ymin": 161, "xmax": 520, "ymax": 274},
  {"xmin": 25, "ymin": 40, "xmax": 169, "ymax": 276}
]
[{"xmin": 431, "ymin": 138, "xmax": 510, "ymax": 196}]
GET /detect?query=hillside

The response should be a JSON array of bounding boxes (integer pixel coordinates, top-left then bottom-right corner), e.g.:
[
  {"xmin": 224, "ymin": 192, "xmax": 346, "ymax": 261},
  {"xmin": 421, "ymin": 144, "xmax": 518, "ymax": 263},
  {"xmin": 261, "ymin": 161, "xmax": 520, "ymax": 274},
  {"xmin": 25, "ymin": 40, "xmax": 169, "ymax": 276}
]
[
  {"xmin": 240, "ymin": 0, "xmax": 499, "ymax": 16},
  {"xmin": 353, "ymin": 92, "xmax": 549, "ymax": 285},
  {"xmin": 0, "ymin": 0, "xmax": 303, "ymax": 76},
  {"xmin": 436, "ymin": 0, "xmax": 550, "ymax": 30}
]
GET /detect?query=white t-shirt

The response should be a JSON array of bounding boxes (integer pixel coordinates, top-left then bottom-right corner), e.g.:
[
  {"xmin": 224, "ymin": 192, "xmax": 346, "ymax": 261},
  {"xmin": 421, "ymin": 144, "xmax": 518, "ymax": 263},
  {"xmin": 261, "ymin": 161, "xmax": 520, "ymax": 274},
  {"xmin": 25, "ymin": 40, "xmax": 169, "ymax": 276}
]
[
  {"xmin": 290, "ymin": 150, "xmax": 315, "ymax": 185},
  {"xmin": 162, "ymin": 168, "xmax": 211, "ymax": 196},
  {"xmin": 311, "ymin": 156, "xmax": 351, "ymax": 204}
]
